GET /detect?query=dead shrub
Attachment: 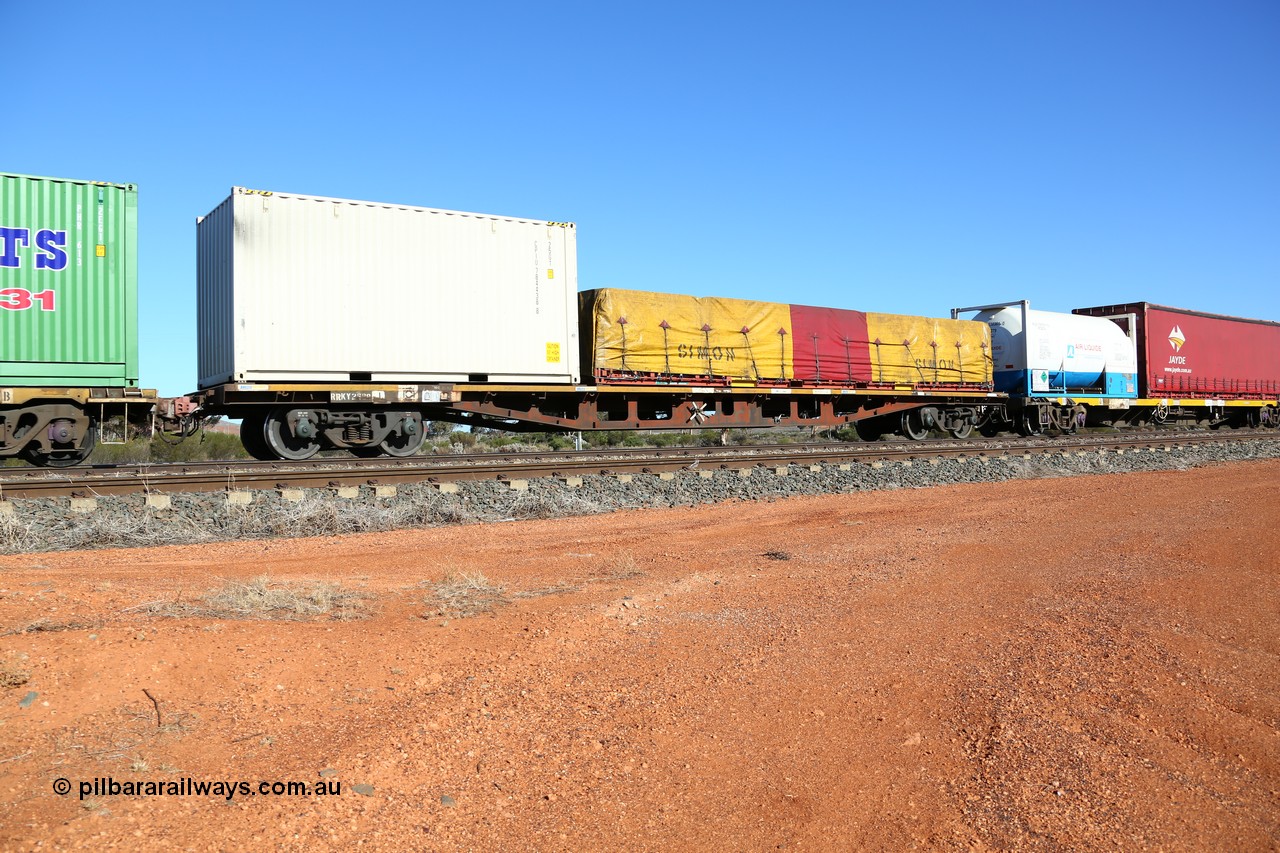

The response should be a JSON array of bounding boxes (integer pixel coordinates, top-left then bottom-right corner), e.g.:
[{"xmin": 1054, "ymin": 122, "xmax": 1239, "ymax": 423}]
[
  {"xmin": 0, "ymin": 512, "xmax": 33, "ymax": 553},
  {"xmin": 423, "ymin": 570, "xmax": 508, "ymax": 619},
  {"xmin": 601, "ymin": 551, "xmax": 643, "ymax": 581},
  {"xmin": 147, "ymin": 576, "xmax": 370, "ymax": 621}
]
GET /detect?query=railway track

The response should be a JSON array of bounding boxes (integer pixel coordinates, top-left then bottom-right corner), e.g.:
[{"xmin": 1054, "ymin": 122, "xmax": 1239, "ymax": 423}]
[{"xmin": 1, "ymin": 430, "xmax": 1277, "ymax": 500}]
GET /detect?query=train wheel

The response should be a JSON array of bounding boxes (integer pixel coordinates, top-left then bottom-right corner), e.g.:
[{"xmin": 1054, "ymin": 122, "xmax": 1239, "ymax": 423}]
[
  {"xmin": 380, "ymin": 414, "xmax": 426, "ymax": 457},
  {"xmin": 1072, "ymin": 405, "xmax": 1088, "ymax": 433},
  {"xmin": 1016, "ymin": 411, "xmax": 1042, "ymax": 437},
  {"xmin": 263, "ymin": 408, "xmax": 320, "ymax": 460},
  {"xmin": 22, "ymin": 420, "xmax": 97, "ymax": 468},
  {"xmin": 901, "ymin": 410, "xmax": 930, "ymax": 441},
  {"xmin": 239, "ymin": 413, "xmax": 275, "ymax": 461},
  {"xmin": 948, "ymin": 422, "xmax": 973, "ymax": 439},
  {"xmin": 853, "ymin": 419, "xmax": 883, "ymax": 442}
]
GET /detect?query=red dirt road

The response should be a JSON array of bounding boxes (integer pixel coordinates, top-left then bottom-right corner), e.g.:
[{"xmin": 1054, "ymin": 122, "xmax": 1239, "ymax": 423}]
[{"xmin": 2, "ymin": 462, "xmax": 1278, "ymax": 850}]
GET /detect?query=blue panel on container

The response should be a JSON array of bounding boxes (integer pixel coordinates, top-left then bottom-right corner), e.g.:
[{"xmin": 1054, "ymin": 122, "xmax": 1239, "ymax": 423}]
[{"xmin": 1105, "ymin": 373, "xmax": 1138, "ymax": 397}]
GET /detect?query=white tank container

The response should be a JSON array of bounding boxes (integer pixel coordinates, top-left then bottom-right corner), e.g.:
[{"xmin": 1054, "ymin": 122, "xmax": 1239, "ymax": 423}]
[
  {"xmin": 197, "ymin": 187, "xmax": 579, "ymax": 388},
  {"xmin": 967, "ymin": 302, "xmax": 1137, "ymax": 396}
]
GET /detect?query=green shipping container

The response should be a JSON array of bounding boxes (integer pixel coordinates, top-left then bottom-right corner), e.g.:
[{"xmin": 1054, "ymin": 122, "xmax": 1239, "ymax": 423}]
[{"xmin": 0, "ymin": 172, "xmax": 138, "ymax": 386}]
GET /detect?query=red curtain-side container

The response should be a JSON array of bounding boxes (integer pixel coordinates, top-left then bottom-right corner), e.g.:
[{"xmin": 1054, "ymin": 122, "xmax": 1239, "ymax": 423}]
[{"xmin": 1073, "ymin": 303, "xmax": 1280, "ymax": 399}]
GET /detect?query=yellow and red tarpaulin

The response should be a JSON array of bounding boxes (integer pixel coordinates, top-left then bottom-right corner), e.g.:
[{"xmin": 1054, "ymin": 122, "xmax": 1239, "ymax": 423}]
[{"xmin": 582, "ymin": 288, "xmax": 992, "ymax": 387}]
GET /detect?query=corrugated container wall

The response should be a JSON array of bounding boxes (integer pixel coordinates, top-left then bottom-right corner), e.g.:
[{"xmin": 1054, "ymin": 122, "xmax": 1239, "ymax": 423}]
[
  {"xmin": 197, "ymin": 188, "xmax": 579, "ymax": 388},
  {"xmin": 0, "ymin": 172, "xmax": 138, "ymax": 385}
]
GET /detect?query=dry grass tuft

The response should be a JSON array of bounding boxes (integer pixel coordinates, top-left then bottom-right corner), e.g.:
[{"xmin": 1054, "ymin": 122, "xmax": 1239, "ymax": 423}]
[
  {"xmin": 506, "ymin": 490, "xmax": 609, "ymax": 521},
  {"xmin": 423, "ymin": 570, "xmax": 509, "ymax": 619},
  {"xmin": 146, "ymin": 576, "xmax": 371, "ymax": 621},
  {"xmin": 601, "ymin": 551, "xmax": 644, "ymax": 581},
  {"xmin": 0, "ymin": 512, "xmax": 32, "ymax": 552}
]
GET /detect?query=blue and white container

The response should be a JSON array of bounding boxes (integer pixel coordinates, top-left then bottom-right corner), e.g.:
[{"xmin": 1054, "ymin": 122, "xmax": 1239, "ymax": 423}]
[{"xmin": 953, "ymin": 301, "xmax": 1137, "ymax": 398}]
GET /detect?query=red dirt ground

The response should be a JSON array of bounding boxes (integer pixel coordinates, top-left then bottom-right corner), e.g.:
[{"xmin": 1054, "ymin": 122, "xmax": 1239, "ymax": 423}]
[{"xmin": 2, "ymin": 461, "xmax": 1278, "ymax": 851}]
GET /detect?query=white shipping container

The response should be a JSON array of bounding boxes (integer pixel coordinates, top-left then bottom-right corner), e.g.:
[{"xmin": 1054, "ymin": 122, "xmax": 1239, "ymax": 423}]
[{"xmin": 197, "ymin": 187, "xmax": 579, "ymax": 388}]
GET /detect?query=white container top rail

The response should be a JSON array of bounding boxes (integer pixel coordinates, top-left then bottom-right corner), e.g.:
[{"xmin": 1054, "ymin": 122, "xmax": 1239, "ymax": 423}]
[
  {"xmin": 197, "ymin": 187, "xmax": 580, "ymax": 388},
  {"xmin": 218, "ymin": 187, "xmax": 575, "ymax": 229}
]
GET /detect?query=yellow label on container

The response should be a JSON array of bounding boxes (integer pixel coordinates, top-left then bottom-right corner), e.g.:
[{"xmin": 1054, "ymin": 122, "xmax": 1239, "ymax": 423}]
[
  {"xmin": 95, "ymin": 245, "xmax": 105, "ymax": 257},
  {"xmin": 546, "ymin": 342, "xmax": 562, "ymax": 363},
  {"xmin": 546, "ymin": 269, "xmax": 555, "ymax": 279}
]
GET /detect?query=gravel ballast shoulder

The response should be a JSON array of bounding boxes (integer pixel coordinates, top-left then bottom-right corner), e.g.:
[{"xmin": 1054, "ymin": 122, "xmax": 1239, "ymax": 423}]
[{"xmin": 2, "ymin": 440, "xmax": 1278, "ymax": 554}]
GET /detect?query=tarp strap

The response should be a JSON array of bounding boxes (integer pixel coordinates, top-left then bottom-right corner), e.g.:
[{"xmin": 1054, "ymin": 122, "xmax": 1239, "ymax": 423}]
[
  {"xmin": 741, "ymin": 328, "xmax": 761, "ymax": 381},
  {"xmin": 702, "ymin": 325, "xmax": 713, "ymax": 378},
  {"xmin": 618, "ymin": 316, "xmax": 629, "ymax": 371},
  {"xmin": 906, "ymin": 342, "xmax": 925, "ymax": 382}
]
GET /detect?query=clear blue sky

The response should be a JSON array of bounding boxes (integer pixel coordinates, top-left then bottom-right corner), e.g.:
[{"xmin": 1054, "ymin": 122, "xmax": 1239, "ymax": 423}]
[{"xmin": 5, "ymin": 1, "xmax": 1277, "ymax": 397}]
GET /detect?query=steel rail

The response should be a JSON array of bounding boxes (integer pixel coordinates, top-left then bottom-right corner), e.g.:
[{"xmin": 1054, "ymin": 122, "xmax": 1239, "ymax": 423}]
[
  {"xmin": 2, "ymin": 427, "xmax": 1262, "ymax": 481},
  {"xmin": 2, "ymin": 430, "xmax": 1277, "ymax": 500}
]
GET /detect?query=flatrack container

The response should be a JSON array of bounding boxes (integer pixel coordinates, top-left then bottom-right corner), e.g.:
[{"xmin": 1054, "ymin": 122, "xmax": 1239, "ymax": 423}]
[
  {"xmin": 582, "ymin": 288, "xmax": 992, "ymax": 388},
  {"xmin": 0, "ymin": 172, "xmax": 139, "ymax": 386},
  {"xmin": 197, "ymin": 188, "xmax": 579, "ymax": 388},
  {"xmin": 1073, "ymin": 302, "xmax": 1280, "ymax": 399}
]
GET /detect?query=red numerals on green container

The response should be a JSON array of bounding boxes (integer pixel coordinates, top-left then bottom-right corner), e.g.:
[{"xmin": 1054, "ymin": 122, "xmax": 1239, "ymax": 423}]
[{"xmin": 0, "ymin": 288, "xmax": 56, "ymax": 311}]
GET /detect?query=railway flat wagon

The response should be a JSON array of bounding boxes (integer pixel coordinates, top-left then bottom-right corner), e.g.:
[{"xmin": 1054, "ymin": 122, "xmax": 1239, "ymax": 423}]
[
  {"xmin": 0, "ymin": 172, "xmax": 155, "ymax": 465},
  {"xmin": 1073, "ymin": 302, "xmax": 1280, "ymax": 428},
  {"xmin": 581, "ymin": 288, "xmax": 997, "ymax": 440}
]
